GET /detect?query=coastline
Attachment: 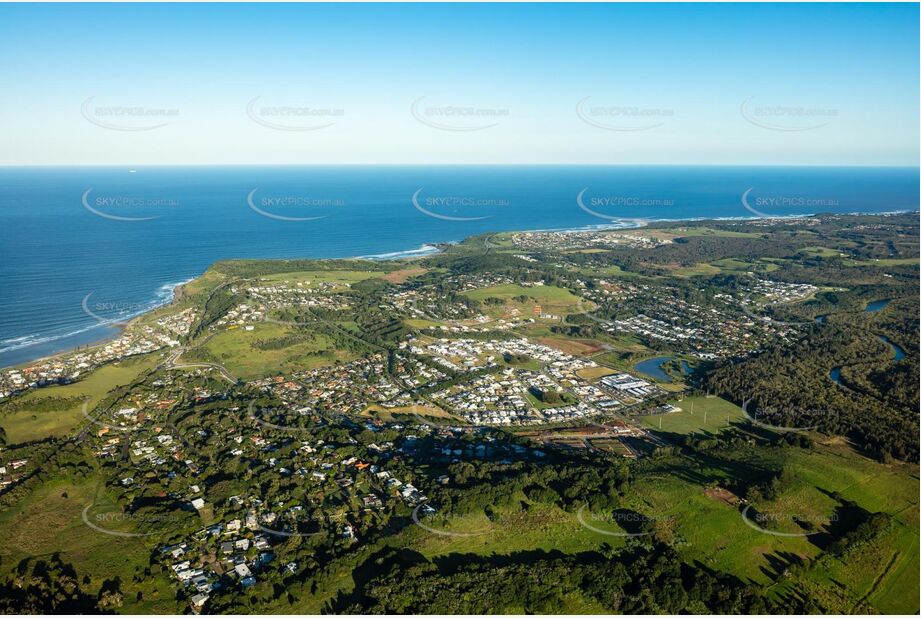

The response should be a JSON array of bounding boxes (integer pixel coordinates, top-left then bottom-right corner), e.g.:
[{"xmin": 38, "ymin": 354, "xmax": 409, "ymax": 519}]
[
  {"xmin": 1, "ymin": 279, "xmax": 195, "ymax": 371},
  {"xmin": 5, "ymin": 320, "xmax": 129, "ymax": 371},
  {"xmin": 3, "ymin": 209, "xmax": 916, "ymax": 371}
]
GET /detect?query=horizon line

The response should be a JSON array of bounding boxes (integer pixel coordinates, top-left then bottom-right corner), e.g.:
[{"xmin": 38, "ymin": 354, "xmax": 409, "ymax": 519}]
[{"xmin": 1, "ymin": 163, "xmax": 918, "ymax": 169}]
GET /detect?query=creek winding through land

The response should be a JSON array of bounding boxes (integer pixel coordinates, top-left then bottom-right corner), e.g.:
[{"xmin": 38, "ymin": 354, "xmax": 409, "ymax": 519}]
[{"xmin": 828, "ymin": 300, "xmax": 904, "ymax": 386}]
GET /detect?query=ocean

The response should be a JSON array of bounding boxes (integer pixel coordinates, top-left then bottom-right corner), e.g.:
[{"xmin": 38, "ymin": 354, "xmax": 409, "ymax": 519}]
[{"xmin": 0, "ymin": 165, "xmax": 917, "ymax": 368}]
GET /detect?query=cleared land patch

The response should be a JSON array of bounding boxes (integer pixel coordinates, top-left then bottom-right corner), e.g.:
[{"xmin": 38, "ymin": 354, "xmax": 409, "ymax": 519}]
[
  {"xmin": 191, "ymin": 322, "xmax": 354, "ymax": 380},
  {"xmin": 0, "ymin": 353, "xmax": 161, "ymax": 444}
]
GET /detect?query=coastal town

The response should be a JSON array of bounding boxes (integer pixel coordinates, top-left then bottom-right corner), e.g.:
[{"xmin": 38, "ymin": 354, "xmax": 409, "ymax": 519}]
[
  {"xmin": 509, "ymin": 229, "xmax": 671, "ymax": 252},
  {"xmin": 578, "ymin": 277, "xmax": 815, "ymax": 357},
  {"xmin": 0, "ymin": 0, "xmax": 918, "ymax": 613},
  {"xmin": 0, "ymin": 309, "xmax": 197, "ymax": 399},
  {"xmin": 1, "ymin": 214, "xmax": 917, "ymax": 614},
  {"xmin": 0, "ymin": 228, "xmax": 829, "ymax": 504}
]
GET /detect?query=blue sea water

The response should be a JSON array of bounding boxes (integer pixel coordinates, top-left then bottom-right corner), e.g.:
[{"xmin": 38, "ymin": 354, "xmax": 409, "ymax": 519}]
[{"xmin": 0, "ymin": 165, "xmax": 917, "ymax": 368}]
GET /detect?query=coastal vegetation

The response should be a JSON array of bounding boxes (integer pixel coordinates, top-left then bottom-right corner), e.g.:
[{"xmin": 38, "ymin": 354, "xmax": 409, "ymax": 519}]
[{"xmin": 0, "ymin": 213, "xmax": 916, "ymax": 614}]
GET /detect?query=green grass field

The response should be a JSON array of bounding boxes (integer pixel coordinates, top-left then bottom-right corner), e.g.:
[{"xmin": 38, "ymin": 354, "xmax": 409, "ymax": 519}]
[
  {"xmin": 625, "ymin": 471, "xmax": 822, "ymax": 582},
  {"xmin": 404, "ymin": 318, "xmax": 440, "ymax": 329},
  {"xmin": 462, "ymin": 284, "xmax": 583, "ymax": 323},
  {"xmin": 259, "ymin": 497, "xmax": 618, "ymax": 614},
  {"xmin": 639, "ymin": 395, "xmax": 744, "ymax": 435},
  {"xmin": 259, "ymin": 269, "xmax": 381, "ymax": 286},
  {"xmin": 567, "ymin": 262, "xmax": 648, "ymax": 280},
  {"xmin": 673, "ymin": 263, "xmax": 723, "ymax": 277},
  {"xmin": 799, "ymin": 246, "xmax": 846, "ymax": 258},
  {"xmin": 255, "ymin": 373, "xmax": 921, "ymax": 614},
  {"xmin": 0, "ymin": 474, "xmax": 181, "ymax": 613},
  {"xmin": 0, "ymin": 353, "xmax": 162, "ymax": 444},
  {"xmin": 399, "ymin": 439, "xmax": 917, "ymax": 613},
  {"xmin": 406, "ymin": 498, "xmax": 620, "ymax": 558},
  {"xmin": 708, "ymin": 257, "xmax": 781, "ymax": 274},
  {"xmin": 193, "ymin": 322, "xmax": 355, "ymax": 380},
  {"xmin": 845, "ymin": 257, "xmax": 920, "ymax": 267},
  {"xmin": 665, "ymin": 227, "xmax": 761, "ymax": 239},
  {"xmin": 674, "ymin": 258, "xmax": 782, "ymax": 278},
  {"xmin": 762, "ymin": 443, "xmax": 918, "ymax": 613},
  {"xmin": 175, "ymin": 269, "xmax": 226, "ymax": 300},
  {"xmin": 624, "ymin": 430, "xmax": 919, "ymax": 612},
  {"xmin": 463, "ymin": 284, "xmax": 580, "ymax": 309}
]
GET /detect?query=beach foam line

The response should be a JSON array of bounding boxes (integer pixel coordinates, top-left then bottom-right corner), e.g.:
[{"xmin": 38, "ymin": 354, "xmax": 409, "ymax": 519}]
[
  {"xmin": 0, "ymin": 277, "xmax": 195, "ymax": 356},
  {"xmin": 356, "ymin": 244, "xmax": 444, "ymax": 260},
  {"xmin": 354, "ymin": 223, "xmax": 645, "ymax": 262},
  {"xmin": 0, "ymin": 322, "xmax": 111, "ymax": 354},
  {"xmin": 526, "ymin": 221, "xmax": 644, "ymax": 233}
]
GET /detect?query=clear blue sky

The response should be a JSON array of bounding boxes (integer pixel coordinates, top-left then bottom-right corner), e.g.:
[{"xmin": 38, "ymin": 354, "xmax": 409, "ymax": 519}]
[{"xmin": 0, "ymin": 3, "xmax": 917, "ymax": 165}]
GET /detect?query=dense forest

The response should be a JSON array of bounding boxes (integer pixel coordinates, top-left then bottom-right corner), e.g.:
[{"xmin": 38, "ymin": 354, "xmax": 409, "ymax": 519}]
[{"xmin": 330, "ymin": 544, "xmax": 792, "ymax": 614}]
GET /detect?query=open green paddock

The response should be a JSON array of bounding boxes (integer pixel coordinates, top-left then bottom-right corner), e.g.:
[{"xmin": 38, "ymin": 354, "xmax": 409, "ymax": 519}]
[
  {"xmin": 0, "ymin": 353, "xmax": 162, "ymax": 444},
  {"xmin": 623, "ymin": 437, "xmax": 918, "ymax": 612},
  {"xmin": 188, "ymin": 321, "xmax": 355, "ymax": 380},
  {"xmin": 0, "ymin": 474, "xmax": 182, "ymax": 613},
  {"xmin": 639, "ymin": 395, "xmax": 744, "ymax": 435}
]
